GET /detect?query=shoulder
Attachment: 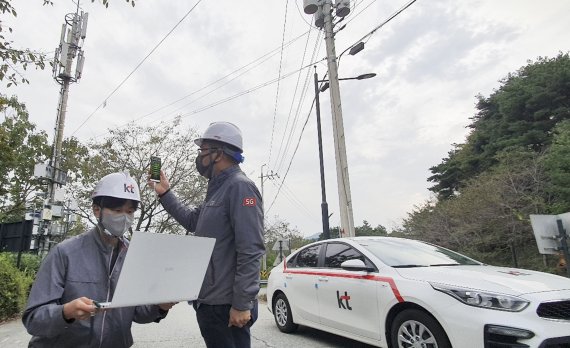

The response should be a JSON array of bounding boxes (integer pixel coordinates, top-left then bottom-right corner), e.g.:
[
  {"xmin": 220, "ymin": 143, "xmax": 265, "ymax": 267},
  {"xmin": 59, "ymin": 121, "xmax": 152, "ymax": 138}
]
[
  {"xmin": 229, "ymin": 175, "xmax": 260, "ymax": 197},
  {"xmin": 53, "ymin": 230, "xmax": 93, "ymax": 255},
  {"xmin": 228, "ymin": 169, "xmax": 257, "ymax": 188}
]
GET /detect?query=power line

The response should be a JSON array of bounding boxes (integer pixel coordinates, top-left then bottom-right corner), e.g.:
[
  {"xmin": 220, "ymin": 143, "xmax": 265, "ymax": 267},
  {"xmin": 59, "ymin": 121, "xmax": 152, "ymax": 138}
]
[
  {"xmin": 344, "ymin": 0, "xmax": 377, "ymax": 28},
  {"xmin": 274, "ymin": 33, "xmax": 322, "ymax": 174},
  {"xmin": 90, "ymin": 31, "xmax": 312, "ymax": 139},
  {"xmin": 71, "ymin": 0, "xmax": 204, "ymax": 137},
  {"xmin": 266, "ymin": 96, "xmax": 315, "ymax": 214},
  {"xmin": 93, "ymin": 58, "xmax": 326, "ymax": 141},
  {"xmin": 273, "ymin": 29, "xmax": 318, "ymax": 173},
  {"xmin": 90, "ymin": 55, "xmax": 326, "ymax": 140},
  {"xmin": 267, "ymin": 0, "xmax": 290, "ymax": 167},
  {"xmin": 339, "ymin": 0, "xmax": 418, "ymax": 59},
  {"xmin": 268, "ymin": 178, "xmax": 316, "ymax": 222},
  {"xmin": 174, "ymin": 62, "xmax": 318, "ymax": 119}
]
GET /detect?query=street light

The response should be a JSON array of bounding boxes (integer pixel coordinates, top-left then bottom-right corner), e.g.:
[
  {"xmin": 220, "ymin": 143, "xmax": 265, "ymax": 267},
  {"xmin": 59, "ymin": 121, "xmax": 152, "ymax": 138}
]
[
  {"xmin": 314, "ymin": 66, "xmax": 376, "ymax": 239},
  {"xmin": 320, "ymin": 73, "xmax": 377, "ymax": 92}
]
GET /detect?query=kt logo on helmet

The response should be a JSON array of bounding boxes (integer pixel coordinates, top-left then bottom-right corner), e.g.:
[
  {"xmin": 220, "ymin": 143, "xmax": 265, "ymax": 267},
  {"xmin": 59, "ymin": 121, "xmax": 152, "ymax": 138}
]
[{"xmin": 124, "ymin": 184, "xmax": 135, "ymax": 193}]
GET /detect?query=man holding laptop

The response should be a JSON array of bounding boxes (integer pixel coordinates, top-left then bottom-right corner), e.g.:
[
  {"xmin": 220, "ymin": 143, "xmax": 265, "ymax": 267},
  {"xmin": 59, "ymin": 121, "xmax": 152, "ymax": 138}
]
[
  {"xmin": 151, "ymin": 121, "xmax": 265, "ymax": 348},
  {"xmin": 22, "ymin": 172, "xmax": 174, "ymax": 348}
]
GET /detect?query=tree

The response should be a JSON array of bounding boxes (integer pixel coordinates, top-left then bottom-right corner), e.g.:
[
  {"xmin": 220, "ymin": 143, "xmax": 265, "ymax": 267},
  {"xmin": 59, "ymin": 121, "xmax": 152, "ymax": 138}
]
[
  {"xmin": 0, "ymin": 95, "xmax": 50, "ymax": 222},
  {"xmin": 543, "ymin": 120, "xmax": 570, "ymax": 214},
  {"xmin": 0, "ymin": 1, "xmax": 50, "ymax": 88},
  {"xmin": 404, "ymin": 147, "xmax": 549, "ymax": 269},
  {"xmin": 263, "ymin": 215, "xmax": 306, "ymax": 268},
  {"xmin": 355, "ymin": 220, "xmax": 387, "ymax": 236},
  {"xmin": 429, "ymin": 53, "xmax": 570, "ymax": 199},
  {"xmin": 67, "ymin": 117, "xmax": 206, "ymax": 235},
  {"xmin": 264, "ymin": 215, "xmax": 305, "ymax": 250}
]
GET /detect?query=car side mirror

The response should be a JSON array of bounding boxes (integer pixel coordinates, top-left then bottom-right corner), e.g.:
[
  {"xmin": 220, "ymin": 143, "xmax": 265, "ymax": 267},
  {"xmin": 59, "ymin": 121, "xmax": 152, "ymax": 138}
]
[{"xmin": 340, "ymin": 259, "xmax": 373, "ymax": 272}]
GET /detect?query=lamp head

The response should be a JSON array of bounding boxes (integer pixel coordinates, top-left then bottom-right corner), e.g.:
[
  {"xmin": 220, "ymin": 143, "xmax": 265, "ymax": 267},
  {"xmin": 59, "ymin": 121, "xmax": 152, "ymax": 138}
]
[{"xmin": 356, "ymin": 73, "xmax": 377, "ymax": 80}]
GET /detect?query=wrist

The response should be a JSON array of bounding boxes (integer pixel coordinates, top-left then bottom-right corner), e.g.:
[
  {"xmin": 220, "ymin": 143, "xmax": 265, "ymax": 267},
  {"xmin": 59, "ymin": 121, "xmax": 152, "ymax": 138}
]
[
  {"xmin": 158, "ymin": 188, "xmax": 170, "ymax": 198},
  {"xmin": 61, "ymin": 305, "xmax": 75, "ymax": 323}
]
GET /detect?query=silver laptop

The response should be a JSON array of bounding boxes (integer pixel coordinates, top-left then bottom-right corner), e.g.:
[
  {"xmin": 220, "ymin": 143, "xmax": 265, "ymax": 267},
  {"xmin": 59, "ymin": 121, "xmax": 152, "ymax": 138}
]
[{"xmin": 95, "ymin": 231, "xmax": 215, "ymax": 309}]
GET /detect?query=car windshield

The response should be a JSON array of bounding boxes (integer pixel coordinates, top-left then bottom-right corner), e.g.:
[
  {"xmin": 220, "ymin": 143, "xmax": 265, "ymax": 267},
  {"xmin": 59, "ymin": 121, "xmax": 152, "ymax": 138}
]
[{"xmin": 356, "ymin": 238, "xmax": 482, "ymax": 267}]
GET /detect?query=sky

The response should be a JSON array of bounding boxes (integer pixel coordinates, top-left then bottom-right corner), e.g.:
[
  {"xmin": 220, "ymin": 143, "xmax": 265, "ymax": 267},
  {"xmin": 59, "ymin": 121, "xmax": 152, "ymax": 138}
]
[{"xmin": 5, "ymin": 0, "xmax": 570, "ymax": 237}]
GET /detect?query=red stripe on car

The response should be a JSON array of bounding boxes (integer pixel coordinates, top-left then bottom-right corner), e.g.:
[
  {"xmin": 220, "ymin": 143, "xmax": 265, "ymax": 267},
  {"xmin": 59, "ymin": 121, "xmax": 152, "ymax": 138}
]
[{"xmin": 283, "ymin": 269, "xmax": 404, "ymax": 303}]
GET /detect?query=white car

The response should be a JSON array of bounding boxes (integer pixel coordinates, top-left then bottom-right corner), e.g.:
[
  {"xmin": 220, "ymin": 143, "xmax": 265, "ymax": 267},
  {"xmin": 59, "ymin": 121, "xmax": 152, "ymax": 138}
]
[{"xmin": 266, "ymin": 236, "xmax": 570, "ymax": 348}]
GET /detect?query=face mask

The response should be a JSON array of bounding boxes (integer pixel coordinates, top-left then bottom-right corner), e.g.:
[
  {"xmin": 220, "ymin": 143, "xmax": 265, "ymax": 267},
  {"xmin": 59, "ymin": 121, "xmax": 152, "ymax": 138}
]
[
  {"xmin": 99, "ymin": 212, "xmax": 134, "ymax": 238},
  {"xmin": 195, "ymin": 153, "xmax": 216, "ymax": 179}
]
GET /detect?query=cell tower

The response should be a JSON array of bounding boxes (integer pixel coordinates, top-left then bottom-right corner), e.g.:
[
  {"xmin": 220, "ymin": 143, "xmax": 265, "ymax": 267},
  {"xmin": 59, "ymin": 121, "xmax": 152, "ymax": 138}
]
[
  {"xmin": 34, "ymin": 4, "xmax": 88, "ymax": 253},
  {"xmin": 50, "ymin": 7, "xmax": 89, "ymax": 187}
]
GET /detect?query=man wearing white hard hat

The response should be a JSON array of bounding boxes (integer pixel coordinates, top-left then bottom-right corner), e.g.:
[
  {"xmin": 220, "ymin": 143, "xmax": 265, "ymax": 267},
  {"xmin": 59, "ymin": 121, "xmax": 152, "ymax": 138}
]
[
  {"xmin": 23, "ymin": 172, "xmax": 174, "ymax": 347},
  {"xmin": 151, "ymin": 122, "xmax": 265, "ymax": 348}
]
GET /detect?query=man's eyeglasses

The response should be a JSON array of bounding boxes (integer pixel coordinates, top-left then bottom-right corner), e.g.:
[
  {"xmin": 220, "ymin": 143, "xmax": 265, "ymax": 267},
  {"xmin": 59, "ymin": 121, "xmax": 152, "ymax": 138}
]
[{"xmin": 197, "ymin": 147, "xmax": 219, "ymax": 155}]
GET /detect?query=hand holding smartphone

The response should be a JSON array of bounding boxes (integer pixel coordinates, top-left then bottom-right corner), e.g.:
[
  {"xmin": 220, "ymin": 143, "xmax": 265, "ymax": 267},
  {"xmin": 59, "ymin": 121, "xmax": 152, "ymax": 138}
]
[{"xmin": 150, "ymin": 156, "xmax": 161, "ymax": 182}]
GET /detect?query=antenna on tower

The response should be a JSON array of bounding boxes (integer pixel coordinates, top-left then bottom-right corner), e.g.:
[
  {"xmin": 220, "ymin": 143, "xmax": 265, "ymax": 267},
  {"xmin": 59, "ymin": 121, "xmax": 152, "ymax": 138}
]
[{"xmin": 52, "ymin": 9, "xmax": 88, "ymax": 84}]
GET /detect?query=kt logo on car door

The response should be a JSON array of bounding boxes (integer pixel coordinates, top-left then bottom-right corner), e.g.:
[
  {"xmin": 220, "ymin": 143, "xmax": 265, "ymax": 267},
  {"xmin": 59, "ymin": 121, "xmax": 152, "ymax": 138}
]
[{"xmin": 336, "ymin": 291, "xmax": 352, "ymax": 310}]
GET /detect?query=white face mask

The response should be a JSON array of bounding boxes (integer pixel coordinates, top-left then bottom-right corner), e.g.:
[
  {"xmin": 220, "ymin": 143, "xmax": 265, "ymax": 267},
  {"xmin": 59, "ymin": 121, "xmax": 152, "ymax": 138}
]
[{"xmin": 99, "ymin": 212, "xmax": 134, "ymax": 238}]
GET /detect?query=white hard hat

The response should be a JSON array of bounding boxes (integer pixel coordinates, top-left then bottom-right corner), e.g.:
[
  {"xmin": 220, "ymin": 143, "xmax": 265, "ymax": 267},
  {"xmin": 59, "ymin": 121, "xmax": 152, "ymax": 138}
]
[
  {"xmin": 91, "ymin": 172, "xmax": 141, "ymax": 202},
  {"xmin": 194, "ymin": 121, "xmax": 243, "ymax": 152}
]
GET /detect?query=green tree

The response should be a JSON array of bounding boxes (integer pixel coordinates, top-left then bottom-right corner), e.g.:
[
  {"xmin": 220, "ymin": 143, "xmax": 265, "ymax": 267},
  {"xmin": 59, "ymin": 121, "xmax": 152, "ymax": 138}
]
[
  {"xmin": 0, "ymin": 95, "xmax": 50, "ymax": 222},
  {"xmin": 543, "ymin": 120, "xmax": 570, "ymax": 214},
  {"xmin": 429, "ymin": 53, "xmax": 570, "ymax": 199},
  {"xmin": 404, "ymin": 147, "xmax": 549, "ymax": 269},
  {"xmin": 0, "ymin": 1, "xmax": 50, "ymax": 88},
  {"xmin": 355, "ymin": 220, "xmax": 387, "ymax": 236}
]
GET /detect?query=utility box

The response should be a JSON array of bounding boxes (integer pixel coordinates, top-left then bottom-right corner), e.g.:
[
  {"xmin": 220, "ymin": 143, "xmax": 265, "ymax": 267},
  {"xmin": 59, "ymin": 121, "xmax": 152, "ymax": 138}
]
[
  {"xmin": 42, "ymin": 208, "xmax": 53, "ymax": 221},
  {"xmin": 51, "ymin": 205, "xmax": 64, "ymax": 218},
  {"xmin": 33, "ymin": 163, "xmax": 68, "ymax": 185}
]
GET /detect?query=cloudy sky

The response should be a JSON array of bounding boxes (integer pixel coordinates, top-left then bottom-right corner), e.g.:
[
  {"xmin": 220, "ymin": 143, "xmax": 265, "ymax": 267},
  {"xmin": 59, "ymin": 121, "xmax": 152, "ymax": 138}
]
[{"xmin": 6, "ymin": 0, "xmax": 570, "ymax": 236}]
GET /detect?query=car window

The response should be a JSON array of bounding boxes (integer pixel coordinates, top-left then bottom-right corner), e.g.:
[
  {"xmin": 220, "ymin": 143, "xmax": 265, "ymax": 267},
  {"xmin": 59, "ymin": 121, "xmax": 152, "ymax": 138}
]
[
  {"xmin": 357, "ymin": 238, "xmax": 481, "ymax": 267},
  {"xmin": 296, "ymin": 245, "xmax": 321, "ymax": 268},
  {"xmin": 324, "ymin": 243, "xmax": 365, "ymax": 268},
  {"xmin": 286, "ymin": 253, "xmax": 297, "ymax": 268}
]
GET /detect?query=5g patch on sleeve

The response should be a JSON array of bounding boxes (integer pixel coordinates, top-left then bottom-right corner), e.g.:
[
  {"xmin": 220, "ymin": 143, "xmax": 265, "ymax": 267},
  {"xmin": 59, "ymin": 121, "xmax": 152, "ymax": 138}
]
[{"xmin": 243, "ymin": 197, "xmax": 257, "ymax": 207}]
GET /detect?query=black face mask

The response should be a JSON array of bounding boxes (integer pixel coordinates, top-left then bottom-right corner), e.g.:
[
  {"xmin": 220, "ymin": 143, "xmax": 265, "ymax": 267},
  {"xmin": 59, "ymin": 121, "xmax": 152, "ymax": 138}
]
[{"xmin": 195, "ymin": 153, "xmax": 216, "ymax": 179}]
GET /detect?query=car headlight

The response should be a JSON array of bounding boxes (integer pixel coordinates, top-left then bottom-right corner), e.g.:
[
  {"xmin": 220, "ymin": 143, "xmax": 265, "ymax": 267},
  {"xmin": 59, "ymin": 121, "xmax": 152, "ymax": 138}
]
[{"xmin": 430, "ymin": 283, "xmax": 529, "ymax": 312}]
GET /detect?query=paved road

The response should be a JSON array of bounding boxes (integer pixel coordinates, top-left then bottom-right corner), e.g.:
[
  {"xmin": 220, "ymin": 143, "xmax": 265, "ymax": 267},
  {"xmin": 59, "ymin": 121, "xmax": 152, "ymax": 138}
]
[{"xmin": 0, "ymin": 299, "xmax": 373, "ymax": 348}]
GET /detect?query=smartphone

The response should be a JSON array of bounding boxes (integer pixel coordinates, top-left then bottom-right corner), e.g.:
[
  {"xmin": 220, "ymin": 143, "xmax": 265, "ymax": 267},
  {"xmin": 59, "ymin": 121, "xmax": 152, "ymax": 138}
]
[{"xmin": 150, "ymin": 156, "xmax": 161, "ymax": 182}]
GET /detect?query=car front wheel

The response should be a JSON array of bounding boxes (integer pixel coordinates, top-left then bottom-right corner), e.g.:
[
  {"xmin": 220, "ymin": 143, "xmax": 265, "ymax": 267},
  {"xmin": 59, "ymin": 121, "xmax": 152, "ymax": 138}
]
[
  {"xmin": 273, "ymin": 293, "xmax": 298, "ymax": 333},
  {"xmin": 391, "ymin": 309, "xmax": 451, "ymax": 348}
]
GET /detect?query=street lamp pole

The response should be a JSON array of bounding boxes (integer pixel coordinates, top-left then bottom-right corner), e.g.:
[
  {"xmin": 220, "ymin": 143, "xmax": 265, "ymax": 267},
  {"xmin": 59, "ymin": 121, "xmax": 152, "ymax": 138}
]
[{"xmin": 314, "ymin": 67, "xmax": 330, "ymax": 240}]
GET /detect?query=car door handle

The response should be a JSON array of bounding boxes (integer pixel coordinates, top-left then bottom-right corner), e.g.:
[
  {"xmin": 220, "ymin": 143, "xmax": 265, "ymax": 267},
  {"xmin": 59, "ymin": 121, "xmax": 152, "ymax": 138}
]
[
  {"xmin": 285, "ymin": 275, "xmax": 293, "ymax": 280},
  {"xmin": 318, "ymin": 277, "xmax": 328, "ymax": 282}
]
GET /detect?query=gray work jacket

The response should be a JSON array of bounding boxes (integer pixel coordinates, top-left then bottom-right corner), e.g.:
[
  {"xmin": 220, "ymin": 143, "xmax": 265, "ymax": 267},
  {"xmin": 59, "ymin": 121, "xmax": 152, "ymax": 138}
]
[
  {"xmin": 160, "ymin": 165, "xmax": 265, "ymax": 311},
  {"xmin": 22, "ymin": 228, "xmax": 166, "ymax": 348}
]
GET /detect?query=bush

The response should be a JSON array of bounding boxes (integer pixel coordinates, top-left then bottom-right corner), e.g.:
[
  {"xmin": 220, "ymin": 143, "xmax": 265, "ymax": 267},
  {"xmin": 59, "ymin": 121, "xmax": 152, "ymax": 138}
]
[
  {"xmin": 9, "ymin": 252, "xmax": 42, "ymax": 278},
  {"xmin": 0, "ymin": 253, "xmax": 35, "ymax": 321}
]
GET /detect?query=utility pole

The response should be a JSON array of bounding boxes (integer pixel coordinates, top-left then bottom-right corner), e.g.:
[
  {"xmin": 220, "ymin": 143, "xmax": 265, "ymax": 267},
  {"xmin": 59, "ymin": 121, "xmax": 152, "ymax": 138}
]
[
  {"xmin": 35, "ymin": 4, "xmax": 87, "ymax": 254},
  {"xmin": 314, "ymin": 68, "xmax": 330, "ymax": 240},
  {"xmin": 260, "ymin": 164, "xmax": 279, "ymax": 270},
  {"xmin": 320, "ymin": 0, "xmax": 355, "ymax": 237}
]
